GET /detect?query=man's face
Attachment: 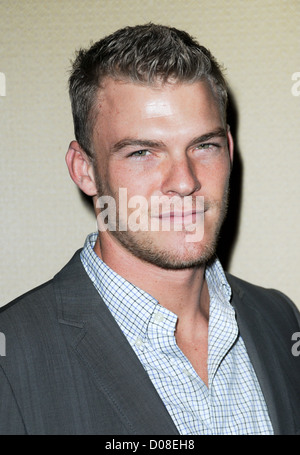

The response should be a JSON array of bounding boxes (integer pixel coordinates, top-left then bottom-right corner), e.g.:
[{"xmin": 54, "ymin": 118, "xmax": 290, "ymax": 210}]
[{"xmin": 91, "ymin": 78, "xmax": 233, "ymax": 269}]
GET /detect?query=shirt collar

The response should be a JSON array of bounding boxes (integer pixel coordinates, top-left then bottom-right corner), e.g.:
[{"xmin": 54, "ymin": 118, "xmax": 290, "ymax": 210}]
[
  {"xmin": 206, "ymin": 257, "xmax": 232, "ymax": 303},
  {"xmin": 80, "ymin": 232, "xmax": 233, "ymax": 344}
]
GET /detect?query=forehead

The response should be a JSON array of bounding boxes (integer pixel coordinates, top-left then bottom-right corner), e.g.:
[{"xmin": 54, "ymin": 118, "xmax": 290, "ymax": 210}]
[{"xmin": 93, "ymin": 78, "xmax": 223, "ymax": 142}]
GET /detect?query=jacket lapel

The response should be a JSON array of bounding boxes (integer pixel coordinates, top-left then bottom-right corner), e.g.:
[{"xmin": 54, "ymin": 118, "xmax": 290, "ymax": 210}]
[
  {"xmin": 54, "ymin": 250, "xmax": 178, "ymax": 435},
  {"xmin": 228, "ymin": 276, "xmax": 296, "ymax": 435}
]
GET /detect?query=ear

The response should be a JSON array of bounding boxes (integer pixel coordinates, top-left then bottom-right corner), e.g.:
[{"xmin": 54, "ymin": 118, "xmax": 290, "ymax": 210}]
[
  {"xmin": 226, "ymin": 125, "xmax": 234, "ymax": 166},
  {"xmin": 65, "ymin": 141, "xmax": 97, "ymax": 196}
]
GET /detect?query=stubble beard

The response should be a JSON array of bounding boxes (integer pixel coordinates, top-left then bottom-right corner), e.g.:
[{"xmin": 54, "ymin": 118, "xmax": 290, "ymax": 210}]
[{"xmin": 95, "ymin": 175, "xmax": 230, "ymax": 271}]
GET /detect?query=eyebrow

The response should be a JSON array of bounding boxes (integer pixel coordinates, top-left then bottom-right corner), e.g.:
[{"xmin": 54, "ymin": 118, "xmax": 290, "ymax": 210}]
[
  {"xmin": 111, "ymin": 138, "xmax": 166, "ymax": 154},
  {"xmin": 187, "ymin": 127, "xmax": 227, "ymax": 148},
  {"xmin": 110, "ymin": 127, "xmax": 227, "ymax": 154}
]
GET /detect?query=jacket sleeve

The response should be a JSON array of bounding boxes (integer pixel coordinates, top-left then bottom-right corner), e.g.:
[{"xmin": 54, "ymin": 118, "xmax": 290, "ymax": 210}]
[{"xmin": 0, "ymin": 365, "xmax": 26, "ymax": 435}]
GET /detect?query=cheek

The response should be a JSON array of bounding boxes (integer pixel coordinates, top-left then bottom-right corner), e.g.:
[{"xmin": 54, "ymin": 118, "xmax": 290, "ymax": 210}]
[
  {"xmin": 104, "ymin": 162, "xmax": 147, "ymax": 199},
  {"xmin": 108, "ymin": 157, "xmax": 162, "ymax": 196},
  {"xmin": 201, "ymin": 157, "xmax": 231, "ymax": 193}
]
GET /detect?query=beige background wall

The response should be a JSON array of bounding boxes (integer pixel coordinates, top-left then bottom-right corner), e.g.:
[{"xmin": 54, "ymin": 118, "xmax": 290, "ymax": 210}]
[{"xmin": 0, "ymin": 0, "xmax": 299, "ymax": 308}]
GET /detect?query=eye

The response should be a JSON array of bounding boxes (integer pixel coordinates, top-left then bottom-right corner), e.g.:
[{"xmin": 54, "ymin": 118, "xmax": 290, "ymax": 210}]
[
  {"xmin": 129, "ymin": 149, "xmax": 151, "ymax": 157},
  {"xmin": 193, "ymin": 142, "xmax": 222, "ymax": 156},
  {"xmin": 197, "ymin": 143, "xmax": 220, "ymax": 150}
]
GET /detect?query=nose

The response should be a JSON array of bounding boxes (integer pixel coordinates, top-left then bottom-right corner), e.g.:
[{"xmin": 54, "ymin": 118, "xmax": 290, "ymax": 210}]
[{"xmin": 161, "ymin": 155, "xmax": 201, "ymax": 197}]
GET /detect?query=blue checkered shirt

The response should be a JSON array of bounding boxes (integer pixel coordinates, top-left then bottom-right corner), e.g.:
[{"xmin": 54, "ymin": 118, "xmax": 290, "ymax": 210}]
[{"xmin": 80, "ymin": 232, "xmax": 273, "ymax": 435}]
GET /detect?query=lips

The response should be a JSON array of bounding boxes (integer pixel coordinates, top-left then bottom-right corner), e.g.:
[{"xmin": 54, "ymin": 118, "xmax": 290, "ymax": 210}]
[
  {"xmin": 157, "ymin": 210, "xmax": 204, "ymax": 225},
  {"xmin": 159, "ymin": 210, "xmax": 199, "ymax": 218}
]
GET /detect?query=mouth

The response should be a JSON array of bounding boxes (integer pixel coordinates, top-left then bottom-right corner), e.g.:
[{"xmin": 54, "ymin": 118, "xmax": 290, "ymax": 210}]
[{"xmin": 157, "ymin": 210, "xmax": 205, "ymax": 225}]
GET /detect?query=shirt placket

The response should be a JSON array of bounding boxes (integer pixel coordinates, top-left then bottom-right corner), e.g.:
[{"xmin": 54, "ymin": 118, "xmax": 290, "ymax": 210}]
[
  {"xmin": 145, "ymin": 307, "xmax": 214, "ymax": 433},
  {"xmin": 207, "ymin": 295, "xmax": 238, "ymax": 431}
]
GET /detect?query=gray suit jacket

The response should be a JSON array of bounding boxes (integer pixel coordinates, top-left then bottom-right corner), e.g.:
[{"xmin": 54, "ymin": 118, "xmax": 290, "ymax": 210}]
[{"xmin": 0, "ymin": 250, "xmax": 299, "ymax": 435}]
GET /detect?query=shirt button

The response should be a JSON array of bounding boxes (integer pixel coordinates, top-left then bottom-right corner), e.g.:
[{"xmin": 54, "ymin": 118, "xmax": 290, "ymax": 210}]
[
  {"xmin": 183, "ymin": 369, "xmax": 193, "ymax": 377},
  {"xmin": 153, "ymin": 312, "xmax": 165, "ymax": 323},
  {"xmin": 135, "ymin": 337, "xmax": 143, "ymax": 347}
]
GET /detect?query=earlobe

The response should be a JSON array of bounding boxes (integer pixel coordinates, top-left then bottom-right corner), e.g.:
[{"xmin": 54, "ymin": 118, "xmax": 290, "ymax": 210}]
[{"xmin": 65, "ymin": 141, "xmax": 97, "ymax": 196}]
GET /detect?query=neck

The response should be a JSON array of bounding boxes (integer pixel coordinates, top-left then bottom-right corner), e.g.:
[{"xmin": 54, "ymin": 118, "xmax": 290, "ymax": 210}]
[{"xmin": 94, "ymin": 232, "xmax": 210, "ymax": 325}]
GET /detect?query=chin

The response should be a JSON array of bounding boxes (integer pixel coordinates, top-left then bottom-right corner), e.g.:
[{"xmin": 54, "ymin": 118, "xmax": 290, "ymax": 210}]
[{"xmin": 111, "ymin": 229, "xmax": 218, "ymax": 270}]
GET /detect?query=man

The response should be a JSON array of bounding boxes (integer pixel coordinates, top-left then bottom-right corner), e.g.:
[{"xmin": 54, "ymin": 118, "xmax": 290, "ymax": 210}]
[{"xmin": 0, "ymin": 24, "xmax": 299, "ymax": 435}]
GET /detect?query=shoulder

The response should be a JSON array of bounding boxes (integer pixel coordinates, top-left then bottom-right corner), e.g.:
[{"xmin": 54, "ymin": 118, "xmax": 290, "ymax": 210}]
[
  {"xmin": 226, "ymin": 273, "xmax": 300, "ymax": 328},
  {"xmin": 0, "ymin": 249, "xmax": 83, "ymax": 324},
  {"xmin": 0, "ymin": 279, "xmax": 59, "ymax": 363},
  {"xmin": 0, "ymin": 250, "xmax": 84, "ymax": 353},
  {"xmin": 0, "ymin": 279, "xmax": 56, "ymax": 328}
]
